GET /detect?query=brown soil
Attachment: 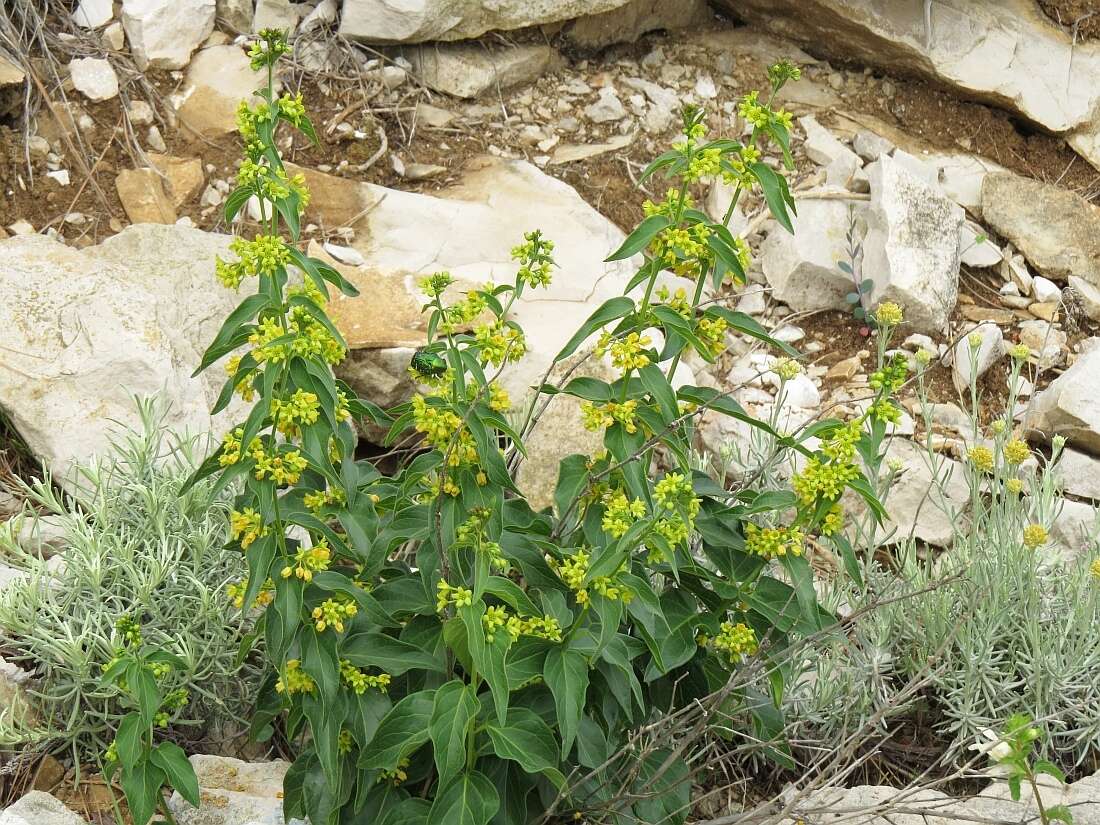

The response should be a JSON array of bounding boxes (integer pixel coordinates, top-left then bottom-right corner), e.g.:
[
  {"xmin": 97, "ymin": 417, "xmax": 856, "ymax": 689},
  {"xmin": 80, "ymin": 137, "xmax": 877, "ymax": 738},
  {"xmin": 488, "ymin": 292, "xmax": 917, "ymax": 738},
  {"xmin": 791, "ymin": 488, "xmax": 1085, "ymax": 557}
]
[{"xmin": 1037, "ymin": 0, "xmax": 1100, "ymax": 41}]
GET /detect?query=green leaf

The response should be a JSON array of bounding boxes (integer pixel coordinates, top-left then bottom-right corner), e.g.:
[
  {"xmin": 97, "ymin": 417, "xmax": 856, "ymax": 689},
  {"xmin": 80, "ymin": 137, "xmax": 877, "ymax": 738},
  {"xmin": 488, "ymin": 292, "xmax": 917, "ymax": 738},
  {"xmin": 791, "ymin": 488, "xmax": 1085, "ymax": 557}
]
[
  {"xmin": 115, "ymin": 713, "xmax": 145, "ymax": 768},
  {"xmin": 359, "ymin": 689, "xmax": 436, "ymax": 770},
  {"xmin": 605, "ymin": 214, "xmax": 671, "ymax": 261},
  {"xmin": 557, "ymin": 376, "xmax": 614, "ymax": 402},
  {"xmin": 340, "ymin": 631, "xmax": 440, "ymax": 675},
  {"xmin": 381, "ymin": 798, "xmax": 433, "ymax": 825},
  {"xmin": 486, "ymin": 707, "xmax": 564, "ymax": 786},
  {"xmin": 348, "ymin": 689, "xmax": 392, "ymax": 751},
  {"xmin": 1033, "ymin": 760, "xmax": 1067, "ymax": 783},
  {"xmin": 223, "ymin": 185, "xmax": 252, "ymax": 223},
  {"xmin": 427, "ymin": 771, "xmax": 499, "ymax": 825},
  {"xmin": 194, "ymin": 292, "xmax": 269, "ymax": 375},
  {"xmin": 429, "ymin": 681, "xmax": 479, "ymax": 788},
  {"xmin": 1045, "ymin": 805, "xmax": 1074, "ymax": 824},
  {"xmin": 554, "ymin": 454, "xmax": 590, "ymax": 521},
  {"xmin": 554, "ymin": 296, "xmax": 635, "ymax": 362},
  {"xmin": 121, "ymin": 761, "xmax": 167, "ymax": 825},
  {"xmin": 149, "ymin": 742, "xmax": 199, "ymax": 808},
  {"xmin": 639, "ymin": 363, "xmax": 678, "ymax": 423},
  {"xmin": 544, "ymin": 647, "xmax": 589, "ymax": 758},
  {"xmin": 705, "ymin": 306, "xmax": 798, "ymax": 356},
  {"xmin": 750, "ymin": 161, "xmax": 796, "ymax": 233},
  {"xmin": 128, "ymin": 663, "xmax": 160, "ymax": 729}
]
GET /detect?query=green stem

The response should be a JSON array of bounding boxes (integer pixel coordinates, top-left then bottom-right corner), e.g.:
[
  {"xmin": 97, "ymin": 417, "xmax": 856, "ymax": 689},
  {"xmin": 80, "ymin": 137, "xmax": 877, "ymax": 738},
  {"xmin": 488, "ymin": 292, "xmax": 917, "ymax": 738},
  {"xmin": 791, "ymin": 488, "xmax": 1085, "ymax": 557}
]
[{"xmin": 159, "ymin": 795, "xmax": 179, "ymax": 825}]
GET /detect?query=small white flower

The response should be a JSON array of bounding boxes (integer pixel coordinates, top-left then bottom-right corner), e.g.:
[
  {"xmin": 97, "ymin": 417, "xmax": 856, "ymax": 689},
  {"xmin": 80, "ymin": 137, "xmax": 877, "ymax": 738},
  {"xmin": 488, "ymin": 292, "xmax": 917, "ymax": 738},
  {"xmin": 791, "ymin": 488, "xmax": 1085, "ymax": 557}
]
[{"xmin": 970, "ymin": 728, "xmax": 1012, "ymax": 763}]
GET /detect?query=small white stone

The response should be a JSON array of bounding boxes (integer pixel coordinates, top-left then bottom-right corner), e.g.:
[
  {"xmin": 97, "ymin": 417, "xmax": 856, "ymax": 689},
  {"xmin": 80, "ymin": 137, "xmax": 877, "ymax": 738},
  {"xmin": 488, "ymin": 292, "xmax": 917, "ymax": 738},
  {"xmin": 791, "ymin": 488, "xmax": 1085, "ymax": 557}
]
[
  {"xmin": 69, "ymin": 57, "xmax": 119, "ymax": 102},
  {"xmin": 7, "ymin": 220, "xmax": 35, "ymax": 235},
  {"xmin": 127, "ymin": 100, "xmax": 154, "ymax": 125},
  {"xmin": 46, "ymin": 170, "xmax": 70, "ymax": 186},
  {"xmin": 102, "ymin": 20, "xmax": 125, "ymax": 50},
  {"xmin": 1032, "ymin": 275, "xmax": 1061, "ymax": 303},
  {"xmin": 959, "ymin": 220, "xmax": 1002, "ymax": 267},
  {"xmin": 146, "ymin": 125, "xmax": 167, "ymax": 152},
  {"xmin": 74, "ymin": 0, "xmax": 114, "ymax": 27},
  {"xmin": 694, "ymin": 74, "xmax": 717, "ymax": 100},
  {"xmin": 322, "ymin": 242, "xmax": 367, "ymax": 267}
]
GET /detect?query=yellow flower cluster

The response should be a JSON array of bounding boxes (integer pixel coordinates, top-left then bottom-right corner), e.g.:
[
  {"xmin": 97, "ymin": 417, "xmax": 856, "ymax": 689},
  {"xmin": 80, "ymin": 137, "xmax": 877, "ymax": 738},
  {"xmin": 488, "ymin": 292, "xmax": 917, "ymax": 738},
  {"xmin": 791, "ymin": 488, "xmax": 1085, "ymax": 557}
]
[
  {"xmin": 713, "ymin": 621, "xmax": 758, "ymax": 661},
  {"xmin": 820, "ymin": 504, "xmax": 845, "ymax": 536},
  {"xmin": 721, "ymin": 144, "xmax": 762, "ymax": 188},
  {"xmin": 1011, "ymin": 343, "xmax": 1031, "ymax": 360},
  {"xmin": 339, "ymin": 729, "xmax": 353, "ymax": 755},
  {"xmin": 1004, "ymin": 439, "xmax": 1030, "ymax": 465},
  {"xmin": 653, "ymin": 224, "xmax": 713, "ymax": 278},
  {"xmin": 270, "ymin": 389, "xmax": 321, "ymax": 437},
  {"xmin": 379, "ymin": 759, "xmax": 410, "ymax": 786},
  {"xmin": 216, "ymin": 235, "xmax": 290, "ymax": 290},
  {"xmin": 1006, "ymin": 477, "xmax": 1024, "ymax": 495},
  {"xmin": 512, "ymin": 230, "xmax": 555, "ymax": 289},
  {"xmin": 601, "ymin": 488, "xmax": 647, "ymax": 538},
  {"xmin": 1090, "ymin": 558, "xmax": 1100, "ymax": 581},
  {"xmin": 968, "ymin": 445, "xmax": 994, "ymax": 474},
  {"xmin": 547, "ymin": 549, "xmax": 632, "ymax": 605},
  {"xmin": 696, "ymin": 315, "xmax": 727, "ymax": 357},
  {"xmin": 440, "ymin": 291, "xmax": 487, "ymax": 335},
  {"xmin": 304, "ymin": 486, "xmax": 346, "ymax": 514},
  {"xmin": 340, "ymin": 659, "xmax": 391, "ymax": 694},
  {"xmin": 737, "ymin": 90, "xmax": 771, "ymax": 128},
  {"xmin": 253, "ymin": 445, "xmax": 308, "ymax": 485},
  {"xmin": 248, "ymin": 306, "xmax": 345, "ymax": 366},
  {"xmin": 657, "ymin": 285, "xmax": 691, "ymax": 317},
  {"xmin": 792, "ymin": 421, "xmax": 861, "ymax": 507},
  {"xmin": 487, "ymin": 382, "xmax": 511, "ymax": 413},
  {"xmin": 312, "ymin": 596, "xmax": 358, "ymax": 633},
  {"xmin": 229, "ymin": 507, "xmax": 268, "ymax": 549},
  {"xmin": 411, "ymin": 395, "xmax": 478, "ymax": 468},
  {"xmin": 226, "ymin": 577, "xmax": 274, "ymax": 610},
  {"xmin": 598, "ymin": 331, "xmax": 652, "ymax": 372},
  {"xmin": 219, "ymin": 427, "xmax": 259, "ymax": 467},
  {"xmin": 435, "ymin": 580, "xmax": 473, "ymax": 612},
  {"xmin": 505, "ymin": 613, "xmax": 562, "ymax": 643},
  {"xmin": 874, "ymin": 302, "xmax": 904, "ymax": 326},
  {"xmin": 474, "ymin": 320, "xmax": 526, "ymax": 367},
  {"xmin": 684, "ymin": 147, "xmax": 722, "ymax": 183},
  {"xmin": 653, "ymin": 473, "xmax": 701, "ymax": 542},
  {"xmin": 744, "ymin": 523, "xmax": 804, "ymax": 559},
  {"xmin": 224, "ymin": 355, "xmax": 256, "ymax": 401},
  {"xmin": 581, "ymin": 400, "xmax": 639, "ymax": 434},
  {"xmin": 275, "ymin": 660, "xmax": 316, "ymax": 695},
  {"xmin": 281, "ymin": 541, "xmax": 332, "ymax": 582},
  {"xmin": 248, "ymin": 29, "xmax": 291, "ymax": 71},
  {"xmin": 419, "ymin": 271, "xmax": 455, "ymax": 298},
  {"xmin": 1023, "ymin": 523, "xmax": 1047, "ymax": 549},
  {"xmin": 235, "ymin": 100, "xmax": 268, "ymax": 155},
  {"xmin": 773, "ymin": 358, "xmax": 802, "ymax": 380},
  {"xmin": 277, "ymin": 92, "xmax": 306, "ymax": 126}
]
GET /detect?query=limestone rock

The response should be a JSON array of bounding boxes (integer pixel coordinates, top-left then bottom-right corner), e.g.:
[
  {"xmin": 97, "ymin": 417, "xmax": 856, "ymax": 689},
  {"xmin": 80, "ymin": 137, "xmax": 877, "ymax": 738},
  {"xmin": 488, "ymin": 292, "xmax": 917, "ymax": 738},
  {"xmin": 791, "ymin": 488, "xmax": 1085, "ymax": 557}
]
[
  {"xmin": 175, "ymin": 44, "xmax": 263, "ymax": 139},
  {"xmin": 1017, "ymin": 319, "xmax": 1066, "ymax": 368},
  {"xmin": 68, "ymin": 57, "xmax": 118, "ymax": 102},
  {"xmin": 982, "ymin": 171, "xmax": 1100, "ymax": 287},
  {"xmin": 562, "ymin": 0, "xmax": 711, "ymax": 50},
  {"xmin": 0, "ymin": 227, "xmax": 240, "ymax": 488},
  {"xmin": 865, "ymin": 155, "xmax": 964, "ymax": 334},
  {"xmin": 952, "ymin": 323, "xmax": 1005, "ymax": 392},
  {"xmin": 759, "ymin": 198, "xmax": 859, "ymax": 312},
  {"xmin": 406, "ymin": 43, "xmax": 556, "ymax": 99},
  {"xmin": 338, "ymin": 0, "xmax": 632, "ymax": 43},
  {"xmin": 959, "ymin": 219, "xmax": 1001, "ymax": 267},
  {"xmin": 924, "ymin": 151, "xmax": 1007, "ymax": 218},
  {"xmin": 852, "ymin": 129, "xmax": 894, "ymax": 162},
  {"xmin": 711, "ymin": 0, "xmax": 1100, "ymax": 159},
  {"xmin": 1052, "ymin": 448, "xmax": 1100, "ymax": 502},
  {"xmin": 875, "ymin": 438, "xmax": 969, "ymax": 548},
  {"xmin": 73, "ymin": 0, "xmax": 114, "ymax": 28},
  {"xmin": 584, "ymin": 86, "xmax": 627, "ymax": 123},
  {"xmin": 147, "ymin": 154, "xmax": 205, "ymax": 207},
  {"xmin": 799, "ymin": 114, "xmax": 859, "ymax": 169},
  {"xmin": 0, "ymin": 791, "xmax": 87, "ymax": 825},
  {"xmin": 1049, "ymin": 498, "xmax": 1099, "ymax": 561},
  {"xmin": 1027, "ymin": 343, "xmax": 1100, "ymax": 454},
  {"xmin": 252, "ymin": 0, "xmax": 300, "ymax": 31},
  {"xmin": 167, "ymin": 755, "xmax": 297, "ymax": 825},
  {"xmin": 216, "ymin": 0, "xmax": 253, "ymax": 31},
  {"xmin": 115, "ymin": 167, "xmax": 176, "ymax": 224},
  {"xmin": 121, "ymin": 0, "xmax": 215, "ymax": 70},
  {"xmin": 1069, "ymin": 276, "xmax": 1100, "ymax": 322}
]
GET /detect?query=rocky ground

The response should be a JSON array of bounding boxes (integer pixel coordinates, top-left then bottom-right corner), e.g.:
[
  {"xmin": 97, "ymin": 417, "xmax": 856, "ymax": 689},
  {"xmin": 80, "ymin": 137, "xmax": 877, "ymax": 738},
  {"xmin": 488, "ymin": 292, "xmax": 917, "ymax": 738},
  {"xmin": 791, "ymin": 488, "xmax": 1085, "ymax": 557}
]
[{"xmin": 2, "ymin": 0, "xmax": 1100, "ymax": 822}]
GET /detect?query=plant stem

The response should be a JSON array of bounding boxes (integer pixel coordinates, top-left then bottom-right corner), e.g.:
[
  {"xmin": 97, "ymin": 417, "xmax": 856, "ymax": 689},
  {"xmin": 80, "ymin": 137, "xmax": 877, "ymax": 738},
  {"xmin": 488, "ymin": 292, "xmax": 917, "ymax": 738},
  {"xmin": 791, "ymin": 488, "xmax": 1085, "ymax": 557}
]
[{"xmin": 159, "ymin": 795, "xmax": 179, "ymax": 825}]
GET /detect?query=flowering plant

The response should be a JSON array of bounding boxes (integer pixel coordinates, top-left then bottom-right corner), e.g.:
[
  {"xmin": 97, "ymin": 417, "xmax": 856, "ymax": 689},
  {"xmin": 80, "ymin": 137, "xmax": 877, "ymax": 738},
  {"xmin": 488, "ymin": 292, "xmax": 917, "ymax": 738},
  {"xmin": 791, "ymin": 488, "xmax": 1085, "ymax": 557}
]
[{"xmin": 184, "ymin": 38, "xmax": 895, "ymax": 825}]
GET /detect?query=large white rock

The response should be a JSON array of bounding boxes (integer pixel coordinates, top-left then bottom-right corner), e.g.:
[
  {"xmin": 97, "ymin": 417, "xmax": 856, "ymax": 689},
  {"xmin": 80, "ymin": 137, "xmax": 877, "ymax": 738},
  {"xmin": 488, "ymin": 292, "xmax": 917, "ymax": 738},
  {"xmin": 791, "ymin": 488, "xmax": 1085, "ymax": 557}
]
[
  {"xmin": 759, "ymin": 197, "xmax": 860, "ymax": 312},
  {"xmin": 1026, "ymin": 342, "xmax": 1100, "ymax": 455},
  {"xmin": 864, "ymin": 155, "xmax": 964, "ymax": 334},
  {"xmin": 121, "ymin": 0, "xmax": 215, "ymax": 70},
  {"xmin": 0, "ymin": 791, "xmax": 87, "ymax": 825},
  {"xmin": 799, "ymin": 114, "xmax": 859, "ymax": 168},
  {"xmin": 68, "ymin": 57, "xmax": 119, "ymax": 102},
  {"xmin": 167, "ymin": 755, "xmax": 300, "ymax": 825},
  {"xmin": 406, "ymin": 43, "xmax": 557, "ymax": 99},
  {"xmin": 874, "ymin": 437, "xmax": 970, "ymax": 548},
  {"xmin": 981, "ymin": 171, "xmax": 1100, "ymax": 288},
  {"xmin": 174, "ymin": 44, "xmax": 265, "ymax": 139},
  {"xmin": 711, "ymin": 0, "xmax": 1100, "ymax": 169},
  {"xmin": 0, "ymin": 226, "xmax": 238, "ymax": 490},
  {"xmin": 1052, "ymin": 448, "xmax": 1100, "ymax": 502},
  {"xmin": 338, "ymin": 0, "xmax": 632, "ymax": 43},
  {"xmin": 561, "ymin": 0, "xmax": 711, "ymax": 50}
]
